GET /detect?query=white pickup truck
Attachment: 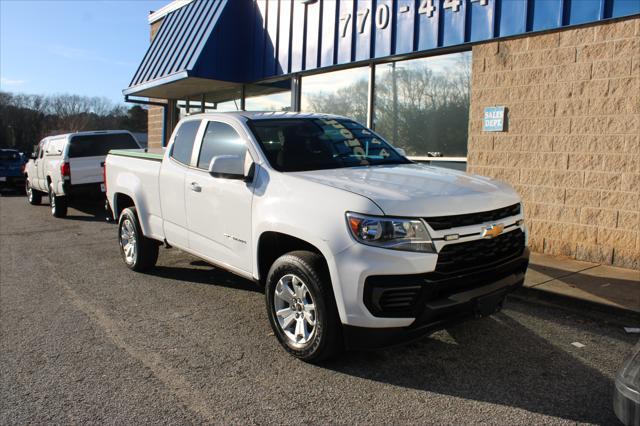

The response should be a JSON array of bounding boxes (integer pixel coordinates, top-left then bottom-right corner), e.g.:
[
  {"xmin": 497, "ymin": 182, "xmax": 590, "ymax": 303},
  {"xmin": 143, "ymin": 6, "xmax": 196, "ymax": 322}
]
[
  {"xmin": 25, "ymin": 130, "xmax": 140, "ymax": 217},
  {"xmin": 105, "ymin": 112, "xmax": 529, "ymax": 362}
]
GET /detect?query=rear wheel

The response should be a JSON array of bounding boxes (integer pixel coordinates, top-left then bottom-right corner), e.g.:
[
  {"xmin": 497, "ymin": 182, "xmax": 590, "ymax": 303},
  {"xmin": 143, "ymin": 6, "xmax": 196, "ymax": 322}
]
[
  {"xmin": 266, "ymin": 250, "xmax": 343, "ymax": 363},
  {"xmin": 49, "ymin": 183, "xmax": 67, "ymax": 218},
  {"xmin": 118, "ymin": 207, "xmax": 158, "ymax": 272},
  {"xmin": 26, "ymin": 179, "xmax": 41, "ymax": 205}
]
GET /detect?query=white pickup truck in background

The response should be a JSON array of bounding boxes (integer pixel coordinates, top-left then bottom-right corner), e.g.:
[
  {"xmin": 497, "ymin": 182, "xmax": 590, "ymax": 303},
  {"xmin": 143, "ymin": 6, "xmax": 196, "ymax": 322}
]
[
  {"xmin": 25, "ymin": 130, "xmax": 140, "ymax": 217},
  {"xmin": 105, "ymin": 112, "xmax": 529, "ymax": 362}
]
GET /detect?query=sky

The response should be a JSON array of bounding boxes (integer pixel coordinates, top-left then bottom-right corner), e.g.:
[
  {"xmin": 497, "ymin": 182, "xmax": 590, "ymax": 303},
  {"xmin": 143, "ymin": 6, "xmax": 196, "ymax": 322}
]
[{"xmin": 1, "ymin": 0, "xmax": 168, "ymax": 104}]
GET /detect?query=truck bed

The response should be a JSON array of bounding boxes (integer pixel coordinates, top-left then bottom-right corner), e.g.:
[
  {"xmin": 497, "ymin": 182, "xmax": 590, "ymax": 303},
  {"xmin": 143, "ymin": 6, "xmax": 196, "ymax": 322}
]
[
  {"xmin": 105, "ymin": 150, "xmax": 165, "ymax": 241},
  {"xmin": 109, "ymin": 149, "xmax": 164, "ymax": 161}
]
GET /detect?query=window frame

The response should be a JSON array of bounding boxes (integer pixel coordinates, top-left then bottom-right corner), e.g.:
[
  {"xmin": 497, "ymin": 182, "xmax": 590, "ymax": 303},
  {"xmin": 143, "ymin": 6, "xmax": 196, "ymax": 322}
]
[
  {"xmin": 195, "ymin": 120, "xmax": 248, "ymax": 171},
  {"xmin": 168, "ymin": 118, "xmax": 205, "ymax": 168},
  {"xmin": 37, "ymin": 141, "xmax": 46, "ymax": 159},
  {"xmin": 189, "ymin": 118, "xmax": 259, "ymax": 174}
]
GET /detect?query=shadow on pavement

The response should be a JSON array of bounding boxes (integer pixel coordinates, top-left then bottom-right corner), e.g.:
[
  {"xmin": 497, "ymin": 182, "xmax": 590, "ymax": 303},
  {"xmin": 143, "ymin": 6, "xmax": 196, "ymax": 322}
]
[
  {"xmin": 146, "ymin": 262, "xmax": 263, "ymax": 294},
  {"xmin": 528, "ymin": 263, "xmax": 640, "ymax": 312},
  {"xmin": 67, "ymin": 201, "xmax": 108, "ymax": 222},
  {"xmin": 0, "ymin": 189, "xmax": 26, "ymax": 197},
  {"xmin": 324, "ymin": 307, "xmax": 625, "ymax": 424},
  {"xmin": 139, "ymin": 255, "xmax": 625, "ymax": 423}
]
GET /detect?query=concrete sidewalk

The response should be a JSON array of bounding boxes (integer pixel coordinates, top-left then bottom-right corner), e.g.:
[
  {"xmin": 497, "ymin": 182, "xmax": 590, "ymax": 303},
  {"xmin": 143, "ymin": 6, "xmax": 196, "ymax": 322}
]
[{"xmin": 523, "ymin": 252, "xmax": 640, "ymax": 315}]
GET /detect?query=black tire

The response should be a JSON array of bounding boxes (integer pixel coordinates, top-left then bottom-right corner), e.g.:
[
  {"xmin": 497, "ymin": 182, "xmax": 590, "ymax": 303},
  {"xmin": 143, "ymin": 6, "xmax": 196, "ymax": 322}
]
[
  {"xmin": 265, "ymin": 250, "xmax": 343, "ymax": 363},
  {"xmin": 26, "ymin": 179, "xmax": 41, "ymax": 205},
  {"xmin": 49, "ymin": 183, "xmax": 67, "ymax": 218},
  {"xmin": 118, "ymin": 207, "xmax": 159, "ymax": 272}
]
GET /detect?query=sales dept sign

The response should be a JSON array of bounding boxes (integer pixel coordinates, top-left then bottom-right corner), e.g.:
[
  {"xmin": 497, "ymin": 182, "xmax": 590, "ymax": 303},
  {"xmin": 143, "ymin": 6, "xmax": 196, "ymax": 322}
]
[{"xmin": 483, "ymin": 106, "xmax": 506, "ymax": 132}]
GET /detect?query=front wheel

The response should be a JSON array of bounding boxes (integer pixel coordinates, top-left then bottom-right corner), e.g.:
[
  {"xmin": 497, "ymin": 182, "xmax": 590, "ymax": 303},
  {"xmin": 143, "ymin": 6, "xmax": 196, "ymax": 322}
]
[
  {"xmin": 49, "ymin": 183, "xmax": 67, "ymax": 218},
  {"xmin": 26, "ymin": 179, "xmax": 42, "ymax": 205},
  {"xmin": 118, "ymin": 207, "xmax": 159, "ymax": 272},
  {"xmin": 266, "ymin": 250, "xmax": 343, "ymax": 363}
]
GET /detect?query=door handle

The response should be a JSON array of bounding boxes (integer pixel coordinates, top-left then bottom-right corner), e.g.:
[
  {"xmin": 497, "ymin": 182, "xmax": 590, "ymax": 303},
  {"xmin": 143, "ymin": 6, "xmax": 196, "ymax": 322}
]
[{"xmin": 190, "ymin": 182, "xmax": 202, "ymax": 193}]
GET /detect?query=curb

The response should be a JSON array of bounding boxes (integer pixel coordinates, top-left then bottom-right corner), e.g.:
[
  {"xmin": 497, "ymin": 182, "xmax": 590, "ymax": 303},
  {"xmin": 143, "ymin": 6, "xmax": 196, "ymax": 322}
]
[{"xmin": 511, "ymin": 286, "xmax": 639, "ymax": 326}]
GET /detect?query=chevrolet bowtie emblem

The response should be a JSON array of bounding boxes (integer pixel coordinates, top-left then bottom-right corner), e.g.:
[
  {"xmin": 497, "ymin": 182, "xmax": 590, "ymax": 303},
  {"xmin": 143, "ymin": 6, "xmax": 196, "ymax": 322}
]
[{"xmin": 482, "ymin": 223, "xmax": 505, "ymax": 239}]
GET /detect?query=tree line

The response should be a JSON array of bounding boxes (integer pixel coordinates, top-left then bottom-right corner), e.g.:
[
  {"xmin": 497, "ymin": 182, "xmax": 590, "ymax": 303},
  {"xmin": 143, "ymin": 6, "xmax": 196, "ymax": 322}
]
[
  {"xmin": 306, "ymin": 53, "xmax": 471, "ymax": 157},
  {"xmin": 0, "ymin": 92, "xmax": 147, "ymax": 153}
]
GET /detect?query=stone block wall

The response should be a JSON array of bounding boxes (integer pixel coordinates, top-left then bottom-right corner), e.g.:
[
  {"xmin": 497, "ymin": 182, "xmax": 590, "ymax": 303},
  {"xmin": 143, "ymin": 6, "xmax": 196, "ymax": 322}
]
[
  {"xmin": 147, "ymin": 19, "xmax": 165, "ymax": 149},
  {"xmin": 467, "ymin": 16, "xmax": 640, "ymax": 269}
]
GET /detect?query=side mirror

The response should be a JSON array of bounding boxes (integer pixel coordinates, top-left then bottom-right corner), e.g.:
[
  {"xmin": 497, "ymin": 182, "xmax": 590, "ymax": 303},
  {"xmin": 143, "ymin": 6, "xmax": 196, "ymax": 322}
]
[
  {"xmin": 208, "ymin": 154, "xmax": 254, "ymax": 182},
  {"xmin": 395, "ymin": 147, "xmax": 407, "ymax": 157},
  {"xmin": 30, "ymin": 152, "xmax": 37, "ymax": 160}
]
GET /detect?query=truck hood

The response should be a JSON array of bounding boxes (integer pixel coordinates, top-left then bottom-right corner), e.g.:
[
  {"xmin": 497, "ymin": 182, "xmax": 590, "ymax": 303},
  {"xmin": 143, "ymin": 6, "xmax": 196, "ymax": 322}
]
[{"xmin": 291, "ymin": 164, "xmax": 521, "ymax": 217}]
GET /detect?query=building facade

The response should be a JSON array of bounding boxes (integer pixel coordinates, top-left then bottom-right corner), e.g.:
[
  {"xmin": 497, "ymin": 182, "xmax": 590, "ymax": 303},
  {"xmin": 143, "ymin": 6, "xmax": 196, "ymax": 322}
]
[{"xmin": 126, "ymin": 0, "xmax": 640, "ymax": 269}]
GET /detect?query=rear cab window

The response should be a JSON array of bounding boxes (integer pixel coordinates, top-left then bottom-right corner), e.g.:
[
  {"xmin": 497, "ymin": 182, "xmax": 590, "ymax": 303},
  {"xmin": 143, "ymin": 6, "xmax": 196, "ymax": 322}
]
[
  {"xmin": 68, "ymin": 133, "xmax": 139, "ymax": 158},
  {"xmin": 170, "ymin": 120, "xmax": 201, "ymax": 165}
]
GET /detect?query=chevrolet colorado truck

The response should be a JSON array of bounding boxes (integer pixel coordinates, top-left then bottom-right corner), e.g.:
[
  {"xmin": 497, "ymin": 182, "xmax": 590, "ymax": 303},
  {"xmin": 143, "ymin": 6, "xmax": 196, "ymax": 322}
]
[{"xmin": 105, "ymin": 112, "xmax": 529, "ymax": 362}]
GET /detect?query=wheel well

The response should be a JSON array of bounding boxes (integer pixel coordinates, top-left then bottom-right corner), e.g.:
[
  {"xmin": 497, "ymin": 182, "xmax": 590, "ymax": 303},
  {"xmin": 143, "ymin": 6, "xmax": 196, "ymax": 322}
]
[
  {"xmin": 257, "ymin": 232, "xmax": 328, "ymax": 284},
  {"xmin": 114, "ymin": 193, "xmax": 135, "ymax": 219}
]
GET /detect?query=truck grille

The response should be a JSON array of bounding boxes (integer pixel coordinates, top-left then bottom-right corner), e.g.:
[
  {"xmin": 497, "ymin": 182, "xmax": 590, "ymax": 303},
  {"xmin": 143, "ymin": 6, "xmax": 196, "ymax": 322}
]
[
  {"xmin": 424, "ymin": 203, "xmax": 521, "ymax": 230},
  {"xmin": 435, "ymin": 229, "xmax": 525, "ymax": 274},
  {"xmin": 363, "ymin": 229, "xmax": 527, "ymax": 318}
]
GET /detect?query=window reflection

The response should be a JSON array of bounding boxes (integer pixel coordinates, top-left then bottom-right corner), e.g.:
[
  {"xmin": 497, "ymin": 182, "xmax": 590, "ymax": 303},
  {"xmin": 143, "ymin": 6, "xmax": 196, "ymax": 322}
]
[
  {"xmin": 207, "ymin": 88, "xmax": 242, "ymax": 112},
  {"xmin": 214, "ymin": 99, "xmax": 241, "ymax": 112},
  {"xmin": 375, "ymin": 52, "xmax": 471, "ymax": 158},
  {"xmin": 301, "ymin": 67, "xmax": 369, "ymax": 125},
  {"xmin": 245, "ymin": 79, "xmax": 291, "ymax": 111},
  {"xmin": 177, "ymin": 87, "xmax": 242, "ymax": 119}
]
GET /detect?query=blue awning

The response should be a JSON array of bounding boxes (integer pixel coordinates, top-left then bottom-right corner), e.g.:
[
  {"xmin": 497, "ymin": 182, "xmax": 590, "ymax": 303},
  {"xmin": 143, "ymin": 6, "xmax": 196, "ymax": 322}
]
[
  {"xmin": 124, "ymin": 0, "xmax": 247, "ymax": 98},
  {"xmin": 126, "ymin": 0, "xmax": 639, "ymax": 99}
]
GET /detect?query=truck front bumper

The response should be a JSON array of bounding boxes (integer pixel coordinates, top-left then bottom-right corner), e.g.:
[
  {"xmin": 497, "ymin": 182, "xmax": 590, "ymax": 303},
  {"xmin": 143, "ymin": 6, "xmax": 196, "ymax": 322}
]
[
  {"xmin": 329, "ymin": 227, "xmax": 529, "ymax": 348},
  {"xmin": 343, "ymin": 249, "xmax": 529, "ymax": 349}
]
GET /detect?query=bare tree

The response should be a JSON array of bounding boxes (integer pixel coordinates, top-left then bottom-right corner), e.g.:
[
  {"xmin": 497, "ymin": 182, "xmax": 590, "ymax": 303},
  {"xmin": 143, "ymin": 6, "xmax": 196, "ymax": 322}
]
[{"xmin": 0, "ymin": 91, "xmax": 147, "ymax": 152}]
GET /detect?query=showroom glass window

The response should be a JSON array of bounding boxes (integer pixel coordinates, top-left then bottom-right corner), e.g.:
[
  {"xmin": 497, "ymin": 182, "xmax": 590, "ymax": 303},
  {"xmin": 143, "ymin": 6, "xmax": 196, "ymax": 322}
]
[
  {"xmin": 245, "ymin": 79, "xmax": 292, "ymax": 111},
  {"xmin": 301, "ymin": 67, "xmax": 369, "ymax": 125},
  {"xmin": 374, "ymin": 52, "xmax": 471, "ymax": 158}
]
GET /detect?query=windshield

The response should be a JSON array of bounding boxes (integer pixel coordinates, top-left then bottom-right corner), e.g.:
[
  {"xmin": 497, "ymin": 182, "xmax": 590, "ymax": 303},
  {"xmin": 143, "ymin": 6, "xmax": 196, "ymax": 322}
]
[{"xmin": 248, "ymin": 118, "xmax": 410, "ymax": 172}]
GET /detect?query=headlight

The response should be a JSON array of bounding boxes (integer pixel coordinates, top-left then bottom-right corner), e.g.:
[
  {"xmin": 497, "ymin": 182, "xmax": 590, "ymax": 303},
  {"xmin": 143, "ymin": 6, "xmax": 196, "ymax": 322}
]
[{"xmin": 346, "ymin": 212, "xmax": 435, "ymax": 253}]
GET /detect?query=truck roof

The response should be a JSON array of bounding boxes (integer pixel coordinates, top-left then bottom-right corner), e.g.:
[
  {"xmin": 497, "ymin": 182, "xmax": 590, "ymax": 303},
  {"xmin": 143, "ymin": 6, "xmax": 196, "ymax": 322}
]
[
  {"xmin": 41, "ymin": 130, "xmax": 134, "ymax": 142},
  {"xmin": 181, "ymin": 111, "xmax": 350, "ymax": 121}
]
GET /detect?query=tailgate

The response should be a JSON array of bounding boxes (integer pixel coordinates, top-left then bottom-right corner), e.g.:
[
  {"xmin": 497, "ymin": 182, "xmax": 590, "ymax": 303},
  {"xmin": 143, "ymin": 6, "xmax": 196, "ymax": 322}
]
[{"xmin": 69, "ymin": 155, "xmax": 106, "ymax": 185}]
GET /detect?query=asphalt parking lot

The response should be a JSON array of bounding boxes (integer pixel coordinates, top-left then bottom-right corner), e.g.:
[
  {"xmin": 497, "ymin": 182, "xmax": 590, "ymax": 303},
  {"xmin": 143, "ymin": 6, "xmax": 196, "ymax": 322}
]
[{"xmin": 0, "ymin": 194, "xmax": 636, "ymax": 424}]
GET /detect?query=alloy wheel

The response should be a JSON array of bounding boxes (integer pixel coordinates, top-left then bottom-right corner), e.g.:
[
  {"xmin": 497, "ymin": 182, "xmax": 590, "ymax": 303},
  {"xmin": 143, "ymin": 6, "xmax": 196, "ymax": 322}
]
[
  {"xmin": 49, "ymin": 191, "xmax": 56, "ymax": 214},
  {"xmin": 120, "ymin": 218, "xmax": 137, "ymax": 265},
  {"xmin": 273, "ymin": 274, "xmax": 317, "ymax": 347}
]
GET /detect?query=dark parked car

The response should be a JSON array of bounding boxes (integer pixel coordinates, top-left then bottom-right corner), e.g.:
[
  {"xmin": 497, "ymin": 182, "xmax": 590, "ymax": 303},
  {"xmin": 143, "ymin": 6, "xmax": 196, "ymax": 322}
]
[
  {"xmin": 0, "ymin": 148, "xmax": 26, "ymax": 192},
  {"xmin": 615, "ymin": 343, "xmax": 640, "ymax": 426}
]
